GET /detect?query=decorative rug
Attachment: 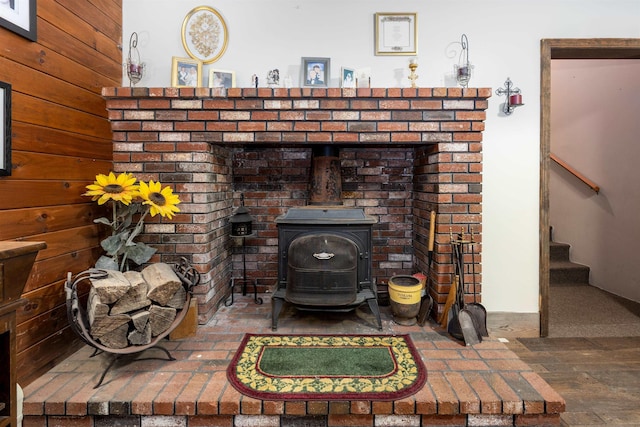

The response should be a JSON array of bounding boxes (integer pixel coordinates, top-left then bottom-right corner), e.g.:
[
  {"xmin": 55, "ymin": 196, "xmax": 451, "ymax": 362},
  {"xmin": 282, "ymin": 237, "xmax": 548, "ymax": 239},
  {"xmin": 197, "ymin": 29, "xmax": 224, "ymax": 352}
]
[{"xmin": 226, "ymin": 334, "xmax": 427, "ymax": 401}]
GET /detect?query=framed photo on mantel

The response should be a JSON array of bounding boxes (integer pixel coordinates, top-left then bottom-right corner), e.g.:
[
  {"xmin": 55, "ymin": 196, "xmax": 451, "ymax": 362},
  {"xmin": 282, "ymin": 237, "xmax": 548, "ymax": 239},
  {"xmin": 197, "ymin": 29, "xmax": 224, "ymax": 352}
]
[
  {"xmin": 301, "ymin": 57, "xmax": 330, "ymax": 88},
  {"xmin": 171, "ymin": 56, "xmax": 203, "ymax": 88},
  {"xmin": 209, "ymin": 69, "xmax": 236, "ymax": 88},
  {"xmin": 341, "ymin": 67, "xmax": 355, "ymax": 88}
]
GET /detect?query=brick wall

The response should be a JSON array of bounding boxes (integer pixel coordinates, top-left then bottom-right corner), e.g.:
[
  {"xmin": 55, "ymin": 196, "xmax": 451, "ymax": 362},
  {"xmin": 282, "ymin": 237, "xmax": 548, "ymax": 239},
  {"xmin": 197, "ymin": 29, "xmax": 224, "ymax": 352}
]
[{"xmin": 102, "ymin": 87, "xmax": 490, "ymax": 323}]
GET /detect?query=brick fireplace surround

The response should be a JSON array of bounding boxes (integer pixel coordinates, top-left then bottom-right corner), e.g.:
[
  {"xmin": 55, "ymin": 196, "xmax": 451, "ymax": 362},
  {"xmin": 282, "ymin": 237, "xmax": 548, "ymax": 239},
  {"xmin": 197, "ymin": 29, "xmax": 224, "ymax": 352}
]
[
  {"xmin": 102, "ymin": 86, "xmax": 488, "ymax": 324},
  {"xmin": 20, "ymin": 87, "xmax": 566, "ymax": 427}
]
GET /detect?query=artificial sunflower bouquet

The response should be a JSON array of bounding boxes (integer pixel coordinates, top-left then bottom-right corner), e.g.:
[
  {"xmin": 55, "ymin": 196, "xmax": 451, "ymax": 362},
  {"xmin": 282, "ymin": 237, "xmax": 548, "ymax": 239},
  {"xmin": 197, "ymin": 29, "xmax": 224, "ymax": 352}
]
[{"xmin": 83, "ymin": 172, "xmax": 181, "ymax": 271}]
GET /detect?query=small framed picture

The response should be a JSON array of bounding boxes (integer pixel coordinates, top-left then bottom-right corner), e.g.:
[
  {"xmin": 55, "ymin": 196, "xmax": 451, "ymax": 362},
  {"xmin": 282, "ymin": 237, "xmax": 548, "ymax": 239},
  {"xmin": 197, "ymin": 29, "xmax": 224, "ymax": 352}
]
[
  {"xmin": 209, "ymin": 69, "xmax": 236, "ymax": 88},
  {"xmin": 0, "ymin": 0, "xmax": 37, "ymax": 42},
  {"xmin": 171, "ymin": 56, "xmax": 203, "ymax": 87},
  {"xmin": 374, "ymin": 12, "xmax": 417, "ymax": 56},
  {"xmin": 341, "ymin": 67, "xmax": 355, "ymax": 88},
  {"xmin": 0, "ymin": 80, "xmax": 11, "ymax": 176},
  {"xmin": 301, "ymin": 57, "xmax": 330, "ymax": 88}
]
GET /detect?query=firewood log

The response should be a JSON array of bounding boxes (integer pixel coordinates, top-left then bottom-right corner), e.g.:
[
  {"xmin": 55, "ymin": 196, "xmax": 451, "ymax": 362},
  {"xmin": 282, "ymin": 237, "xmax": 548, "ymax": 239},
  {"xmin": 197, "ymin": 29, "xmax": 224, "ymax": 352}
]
[
  {"xmin": 166, "ymin": 285, "xmax": 187, "ymax": 309},
  {"xmin": 142, "ymin": 263, "xmax": 182, "ymax": 306},
  {"xmin": 90, "ymin": 270, "xmax": 131, "ymax": 304},
  {"xmin": 89, "ymin": 311, "xmax": 131, "ymax": 340},
  {"xmin": 128, "ymin": 322, "xmax": 152, "ymax": 345},
  {"xmin": 99, "ymin": 323, "xmax": 130, "ymax": 349},
  {"xmin": 111, "ymin": 271, "xmax": 152, "ymax": 314},
  {"xmin": 149, "ymin": 305, "xmax": 176, "ymax": 336},
  {"xmin": 130, "ymin": 310, "xmax": 150, "ymax": 332}
]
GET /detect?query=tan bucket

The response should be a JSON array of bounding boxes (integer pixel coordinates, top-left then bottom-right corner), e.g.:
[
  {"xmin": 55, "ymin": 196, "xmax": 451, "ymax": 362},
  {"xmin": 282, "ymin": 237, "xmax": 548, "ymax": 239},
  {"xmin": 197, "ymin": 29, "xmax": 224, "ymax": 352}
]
[{"xmin": 388, "ymin": 275, "xmax": 422, "ymax": 325}]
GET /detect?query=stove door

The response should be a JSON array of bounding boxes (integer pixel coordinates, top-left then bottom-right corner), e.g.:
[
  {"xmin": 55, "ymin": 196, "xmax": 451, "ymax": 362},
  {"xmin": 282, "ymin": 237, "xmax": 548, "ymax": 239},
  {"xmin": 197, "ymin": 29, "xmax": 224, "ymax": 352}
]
[{"xmin": 286, "ymin": 233, "xmax": 358, "ymax": 306}]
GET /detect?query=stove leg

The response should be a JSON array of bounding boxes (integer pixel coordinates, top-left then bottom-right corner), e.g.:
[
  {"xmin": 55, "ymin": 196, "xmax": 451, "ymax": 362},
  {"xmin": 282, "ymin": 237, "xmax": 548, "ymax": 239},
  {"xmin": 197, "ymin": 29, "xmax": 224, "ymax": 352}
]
[
  {"xmin": 367, "ymin": 298, "xmax": 383, "ymax": 331},
  {"xmin": 272, "ymin": 294, "xmax": 285, "ymax": 330}
]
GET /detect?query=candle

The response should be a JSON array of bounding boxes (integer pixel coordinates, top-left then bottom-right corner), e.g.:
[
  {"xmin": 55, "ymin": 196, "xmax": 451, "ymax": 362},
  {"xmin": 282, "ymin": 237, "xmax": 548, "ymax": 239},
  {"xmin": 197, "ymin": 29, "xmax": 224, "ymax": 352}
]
[
  {"xmin": 509, "ymin": 94, "xmax": 523, "ymax": 106},
  {"xmin": 410, "ymin": 57, "xmax": 418, "ymax": 65},
  {"xmin": 129, "ymin": 63, "xmax": 140, "ymax": 74},
  {"xmin": 457, "ymin": 66, "xmax": 469, "ymax": 77}
]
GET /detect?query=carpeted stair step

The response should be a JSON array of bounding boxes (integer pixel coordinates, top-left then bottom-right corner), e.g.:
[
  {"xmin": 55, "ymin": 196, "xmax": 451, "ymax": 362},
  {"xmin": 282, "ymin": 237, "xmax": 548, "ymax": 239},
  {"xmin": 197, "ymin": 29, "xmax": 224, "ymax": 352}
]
[
  {"xmin": 550, "ymin": 260, "xmax": 590, "ymax": 286},
  {"xmin": 550, "ymin": 241, "xmax": 570, "ymax": 263}
]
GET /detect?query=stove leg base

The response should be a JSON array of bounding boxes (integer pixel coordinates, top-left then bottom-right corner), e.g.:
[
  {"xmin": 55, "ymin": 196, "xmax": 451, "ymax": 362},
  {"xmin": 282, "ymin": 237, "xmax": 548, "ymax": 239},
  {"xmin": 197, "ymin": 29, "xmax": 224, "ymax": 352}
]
[{"xmin": 271, "ymin": 291, "xmax": 286, "ymax": 330}]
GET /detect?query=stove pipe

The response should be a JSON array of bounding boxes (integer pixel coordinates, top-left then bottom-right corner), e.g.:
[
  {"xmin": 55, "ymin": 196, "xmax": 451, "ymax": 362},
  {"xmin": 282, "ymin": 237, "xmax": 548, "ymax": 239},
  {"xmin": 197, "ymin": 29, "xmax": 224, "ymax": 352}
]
[{"xmin": 309, "ymin": 145, "xmax": 342, "ymax": 205}]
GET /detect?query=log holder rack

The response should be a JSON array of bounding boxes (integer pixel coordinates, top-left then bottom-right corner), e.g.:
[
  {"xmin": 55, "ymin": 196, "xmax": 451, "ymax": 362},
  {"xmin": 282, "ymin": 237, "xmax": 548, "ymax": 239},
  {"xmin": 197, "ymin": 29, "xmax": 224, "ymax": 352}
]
[{"xmin": 65, "ymin": 257, "xmax": 200, "ymax": 388}]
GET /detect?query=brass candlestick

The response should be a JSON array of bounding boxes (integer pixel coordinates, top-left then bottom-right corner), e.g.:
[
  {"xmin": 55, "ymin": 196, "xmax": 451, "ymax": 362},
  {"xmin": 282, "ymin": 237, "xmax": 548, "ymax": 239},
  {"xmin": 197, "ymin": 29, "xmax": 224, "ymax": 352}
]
[{"xmin": 408, "ymin": 62, "xmax": 419, "ymax": 88}]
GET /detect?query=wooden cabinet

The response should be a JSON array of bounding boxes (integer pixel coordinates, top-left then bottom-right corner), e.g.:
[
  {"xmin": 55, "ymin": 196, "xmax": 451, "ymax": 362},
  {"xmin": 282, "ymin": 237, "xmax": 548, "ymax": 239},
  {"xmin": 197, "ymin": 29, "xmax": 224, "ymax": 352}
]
[
  {"xmin": 0, "ymin": 241, "xmax": 46, "ymax": 427},
  {"xmin": 0, "ymin": 306, "xmax": 17, "ymax": 427}
]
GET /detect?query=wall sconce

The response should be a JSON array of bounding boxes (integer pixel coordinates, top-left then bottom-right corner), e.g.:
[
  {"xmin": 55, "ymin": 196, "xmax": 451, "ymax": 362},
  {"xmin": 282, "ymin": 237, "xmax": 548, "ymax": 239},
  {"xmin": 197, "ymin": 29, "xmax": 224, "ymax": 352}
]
[
  {"xmin": 454, "ymin": 34, "xmax": 472, "ymax": 88},
  {"xmin": 126, "ymin": 32, "xmax": 144, "ymax": 87},
  {"xmin": 496, "ymin": 78, "xmax": 524, "ymax": 115}
]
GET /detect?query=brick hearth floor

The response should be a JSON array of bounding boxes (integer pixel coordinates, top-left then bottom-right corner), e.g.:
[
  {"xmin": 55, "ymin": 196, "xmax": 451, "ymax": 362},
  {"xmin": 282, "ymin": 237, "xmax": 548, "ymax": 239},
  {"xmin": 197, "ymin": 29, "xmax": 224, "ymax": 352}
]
[{"xmin": 22, "ymin": 294, "xmax": 564, "ymax": 427}]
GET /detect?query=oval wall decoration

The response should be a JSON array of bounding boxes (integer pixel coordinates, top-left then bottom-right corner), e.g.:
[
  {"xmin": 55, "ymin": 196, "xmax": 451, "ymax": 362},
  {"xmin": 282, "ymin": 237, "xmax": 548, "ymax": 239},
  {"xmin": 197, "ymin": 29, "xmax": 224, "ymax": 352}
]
[{"xmin": 181, "ymin": 6, "xmax": 228, "ymax": 64}]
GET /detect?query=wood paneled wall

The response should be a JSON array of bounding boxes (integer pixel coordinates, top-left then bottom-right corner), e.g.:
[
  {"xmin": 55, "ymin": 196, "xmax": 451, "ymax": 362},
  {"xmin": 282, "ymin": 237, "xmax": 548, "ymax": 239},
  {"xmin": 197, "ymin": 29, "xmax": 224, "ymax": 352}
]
[{"xmin": 0, "ymin": 1, "xmax": 121, "ymax": 386}]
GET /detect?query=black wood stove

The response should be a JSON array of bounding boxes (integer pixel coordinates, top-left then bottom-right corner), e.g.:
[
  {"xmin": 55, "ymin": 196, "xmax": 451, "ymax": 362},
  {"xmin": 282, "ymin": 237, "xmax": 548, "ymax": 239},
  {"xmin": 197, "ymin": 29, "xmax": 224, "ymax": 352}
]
[{"xmin": 271, "ymin": 206, "xmax": 382, "ymax": 330}]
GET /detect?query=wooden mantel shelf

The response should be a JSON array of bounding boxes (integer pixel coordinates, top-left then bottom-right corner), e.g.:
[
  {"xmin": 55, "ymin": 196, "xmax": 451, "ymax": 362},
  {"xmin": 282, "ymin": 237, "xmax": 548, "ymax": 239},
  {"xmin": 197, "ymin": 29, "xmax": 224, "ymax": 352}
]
[
  {"xmin": 102, "ymin": 86, "xmax": 493, "ymax": 100},
  {"xmin": 0, "ymin": 240, "xmax": 46, "ymax": 259}
]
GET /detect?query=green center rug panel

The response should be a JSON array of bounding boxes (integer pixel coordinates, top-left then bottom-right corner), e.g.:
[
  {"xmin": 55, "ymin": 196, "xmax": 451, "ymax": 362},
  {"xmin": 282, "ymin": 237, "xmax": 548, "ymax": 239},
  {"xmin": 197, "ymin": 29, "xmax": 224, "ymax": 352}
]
[
  {"xmin": 227, "ymin": 334, "xmax": 428, "ymax": 401},
  {"xmin": 259, "ymin": 346, "xmax": 396, "ymax": 377}
]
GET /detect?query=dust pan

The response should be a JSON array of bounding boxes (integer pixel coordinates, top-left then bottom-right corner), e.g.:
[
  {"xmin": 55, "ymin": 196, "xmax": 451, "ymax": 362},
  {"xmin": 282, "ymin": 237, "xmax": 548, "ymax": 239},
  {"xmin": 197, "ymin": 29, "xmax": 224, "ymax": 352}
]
[{"xmin": 465, "ymin": 229, "xmax": 488, "ymax": 337}]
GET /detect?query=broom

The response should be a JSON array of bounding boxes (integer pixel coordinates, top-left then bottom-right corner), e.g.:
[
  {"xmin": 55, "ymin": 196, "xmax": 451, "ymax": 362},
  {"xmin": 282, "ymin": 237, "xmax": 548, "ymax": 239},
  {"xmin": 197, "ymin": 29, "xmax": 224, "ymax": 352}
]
[
  {"xmin": 440, "ymin": 274, "xmax": 458, "ymax": 328},
  {"xmin": 439, "ymin": 228, "xmax": 457, "ymax": 328}
]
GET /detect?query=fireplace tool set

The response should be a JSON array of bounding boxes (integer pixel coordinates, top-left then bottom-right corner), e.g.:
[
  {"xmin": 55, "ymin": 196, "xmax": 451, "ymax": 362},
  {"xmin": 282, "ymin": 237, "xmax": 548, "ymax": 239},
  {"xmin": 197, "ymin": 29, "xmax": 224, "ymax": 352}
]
[{"xmin": 441, "ymin": 228, "xmax": 488, "ymax": 346}]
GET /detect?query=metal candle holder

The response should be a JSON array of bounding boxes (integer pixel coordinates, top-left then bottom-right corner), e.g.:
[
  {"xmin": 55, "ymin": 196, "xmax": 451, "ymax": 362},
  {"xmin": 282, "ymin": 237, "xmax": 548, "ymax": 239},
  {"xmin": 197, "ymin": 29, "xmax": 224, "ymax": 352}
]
[
  {"xmin": 496, "ymin": 78, "xmax": 524, "ymax": 115},
  {"xmin": 126, "ymin": 32, "xmax": 144, "ymax": 87},
  {"xmin": 454, "ymin": 34, "xmax": 472, "ymax": 88}
]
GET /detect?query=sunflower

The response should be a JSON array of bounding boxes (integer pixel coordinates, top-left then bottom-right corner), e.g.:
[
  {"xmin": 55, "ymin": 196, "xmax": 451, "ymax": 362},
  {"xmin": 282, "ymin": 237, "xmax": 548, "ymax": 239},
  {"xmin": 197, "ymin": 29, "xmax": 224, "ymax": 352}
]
[
  {"xmin": 138, "ymin": 180, "xmax": 181, "ymax": 219},
  {"xmin": 83, "ymin": 172, "xmax": 138, "ymax": 205}
]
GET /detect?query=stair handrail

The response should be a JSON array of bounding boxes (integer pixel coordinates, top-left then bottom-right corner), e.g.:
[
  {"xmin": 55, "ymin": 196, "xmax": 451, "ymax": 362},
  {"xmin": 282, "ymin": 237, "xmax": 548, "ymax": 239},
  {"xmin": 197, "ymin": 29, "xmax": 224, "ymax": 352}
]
[{"xmin": 550, "ymin": 153, "xmax": 600, "ymax": 194}]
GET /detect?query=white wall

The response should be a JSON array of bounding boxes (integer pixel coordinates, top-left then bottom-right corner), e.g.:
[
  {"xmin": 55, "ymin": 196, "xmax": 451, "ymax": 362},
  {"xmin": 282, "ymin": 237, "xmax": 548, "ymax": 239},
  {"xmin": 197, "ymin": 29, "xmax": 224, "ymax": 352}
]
[
  {"xmin": 123, "ymin": 0, "xmax": 640, "ymax": 313},
  {"xmin": 551, "ymin": 59, "xmax": 640, "ymax": 302}
]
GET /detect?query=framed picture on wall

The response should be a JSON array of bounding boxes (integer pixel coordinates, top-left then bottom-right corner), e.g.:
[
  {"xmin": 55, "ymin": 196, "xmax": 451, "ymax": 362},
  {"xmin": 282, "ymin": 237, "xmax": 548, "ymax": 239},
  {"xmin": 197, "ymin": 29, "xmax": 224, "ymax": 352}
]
[
  {"xmin": 171, "ymin": 57, "xmax": 203, "ymax": 87},
  {"xmin": 0, "ymin": 81, "xmax": 11, "ymax": 176},
  {"xmin": 301, "ymin": 57, "xmax": 330, "ymax": 88},
  {"xmin": 181, "ymin": 6, "xmax": 228, "ymax": 64},
  {"xmin": 209, "ymin": 69, "xmax": 236, "ymax": 88},
  {"xmin": 0, "ymin": 0, "xmax": 36, "ymax": 41},
  {"xmin": 374, "ymin": 12, "xmax": 417, "ymax": 56},
  {"xmin": 341, "ymin": 67, "xmax": 356, "ymax": 88}
]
